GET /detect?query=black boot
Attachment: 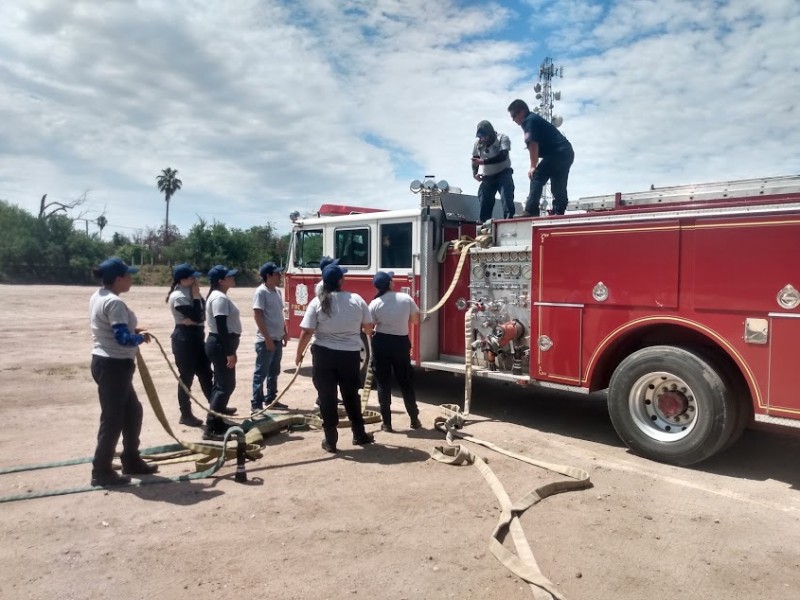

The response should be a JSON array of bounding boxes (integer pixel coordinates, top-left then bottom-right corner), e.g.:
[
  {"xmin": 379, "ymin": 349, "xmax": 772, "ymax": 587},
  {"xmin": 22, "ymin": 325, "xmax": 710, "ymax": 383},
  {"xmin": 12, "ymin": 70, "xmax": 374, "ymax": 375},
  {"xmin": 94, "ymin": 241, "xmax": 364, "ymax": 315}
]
[
  {"xmin": 322, "ymin": 427, "xmax": 338, "ymax": 453},
  {"xmin": 179, "ymin": 410, "xmax": 204, "ymax": 427},
  {"xmin": 91, "ymin": 470, "xmax": 131, "ymax": 487},
  {"xmin": 121, "ymin": 458, "xmax": 159, "ymax": 476},
  {"xmin": 380, "ymin": 407, "xmax": 393, "ymax": 432},
  {"xmin": 352, "ymin": 430, "xmax": 375, "ymax": 445}
]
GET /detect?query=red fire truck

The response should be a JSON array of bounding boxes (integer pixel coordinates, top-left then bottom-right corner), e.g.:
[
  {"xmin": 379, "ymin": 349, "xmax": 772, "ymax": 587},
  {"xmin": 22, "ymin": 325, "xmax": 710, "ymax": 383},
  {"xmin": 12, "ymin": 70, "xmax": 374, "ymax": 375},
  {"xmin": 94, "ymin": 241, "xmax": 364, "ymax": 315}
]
[{"xmin": 284, "ymin": 174, "xmax": 800, "ymax": 465}]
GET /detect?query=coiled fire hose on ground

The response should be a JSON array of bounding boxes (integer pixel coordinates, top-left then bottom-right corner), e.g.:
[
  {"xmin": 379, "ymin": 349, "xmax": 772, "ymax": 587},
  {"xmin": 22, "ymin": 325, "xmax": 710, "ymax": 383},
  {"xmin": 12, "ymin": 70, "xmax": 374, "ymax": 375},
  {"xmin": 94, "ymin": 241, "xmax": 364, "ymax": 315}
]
[{"xmin": 432, "ymin": 404, "xmax": 592, "ymax": 600}]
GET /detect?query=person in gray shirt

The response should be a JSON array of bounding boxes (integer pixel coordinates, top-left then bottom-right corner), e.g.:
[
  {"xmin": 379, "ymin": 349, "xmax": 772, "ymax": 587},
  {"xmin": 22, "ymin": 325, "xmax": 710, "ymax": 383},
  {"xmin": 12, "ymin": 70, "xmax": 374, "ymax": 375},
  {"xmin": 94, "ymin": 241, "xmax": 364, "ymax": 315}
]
[
  {"xmin": 472, "ymin": 119, "xmax": 515, "ymax": 221},
  {"xmin": 368, "ymin": 271, "xmax": 421, "ymax": 432},
  {"xmin": 252, "ymin": 262, "xmax": 289, "ymax": 413},
  {"xmin": 166, "ymin": 263, "xmax": 212, "ymax": 427},
  {"xmin": 88, "ymin": 257, "xmax": 158, "ymax": 487},
  {"xmin": 203, "ymin": 265, "xmax": 241, "ymax": 441},
  {"xmin": 296, "ymin": 264, "xmax": 375, "ymax": 453}
]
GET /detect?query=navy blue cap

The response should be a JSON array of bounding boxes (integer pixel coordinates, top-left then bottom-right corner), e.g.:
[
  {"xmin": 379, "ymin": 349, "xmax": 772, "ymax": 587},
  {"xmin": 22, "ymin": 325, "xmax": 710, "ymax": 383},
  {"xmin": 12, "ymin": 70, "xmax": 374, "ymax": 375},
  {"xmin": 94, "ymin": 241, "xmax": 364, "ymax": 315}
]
[
  {"xmin": 372, "ymin": 271, "xmax": 394, "ymax": 290},
  {"xmin": 98, "ymin": 257, "xmax": 138, "ymax": 279},
  {"xmin": 208, "ymin": 265, "xmax": 238, "ymax": 284},
  {"xmin": 259, "ymin": 262, "xmax": 284, "ymax": 278},
  {"xmin": 319, "ymin": 256, "xmax": 339, "ymax": 270},
  {"xmin": 173, "ymin": 263, "xmax": 202, "ymax": 282},
  {"xmin": 321, "ymin": 264, "xmax": 348, "ymax": 286}
]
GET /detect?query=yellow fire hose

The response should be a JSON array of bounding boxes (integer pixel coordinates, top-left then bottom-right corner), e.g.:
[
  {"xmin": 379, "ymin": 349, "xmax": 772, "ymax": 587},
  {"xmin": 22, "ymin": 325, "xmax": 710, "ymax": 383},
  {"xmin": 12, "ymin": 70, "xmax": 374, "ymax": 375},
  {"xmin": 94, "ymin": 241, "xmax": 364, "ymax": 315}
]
[{"xmin": 145, "ymin": 333, "xmax": 381, "ymax": 435}]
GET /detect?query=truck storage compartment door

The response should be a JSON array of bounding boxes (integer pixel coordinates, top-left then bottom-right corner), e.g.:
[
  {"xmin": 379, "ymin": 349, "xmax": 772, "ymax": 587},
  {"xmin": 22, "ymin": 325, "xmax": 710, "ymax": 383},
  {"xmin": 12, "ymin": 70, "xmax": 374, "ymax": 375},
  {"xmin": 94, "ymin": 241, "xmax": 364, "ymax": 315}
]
[
  {"xmin": 438, "ymin": 248, "xmax": 472, "ymax": 359},
  {"xmin": 768, "ymin": 314, "xmax": 800, "ymax": 416},
  {"xmin": 534, "ymin": 304, "xmax": 582, "ymax": 384}
]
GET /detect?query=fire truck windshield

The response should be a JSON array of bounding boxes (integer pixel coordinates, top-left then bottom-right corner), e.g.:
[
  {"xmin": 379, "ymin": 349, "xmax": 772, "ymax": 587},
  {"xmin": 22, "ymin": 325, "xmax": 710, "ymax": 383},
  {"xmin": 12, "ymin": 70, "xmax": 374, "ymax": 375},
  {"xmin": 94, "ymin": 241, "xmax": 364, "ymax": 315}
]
[{"xmin": 293, "ymin": 229, "xmax": 323, "ymax": 267}]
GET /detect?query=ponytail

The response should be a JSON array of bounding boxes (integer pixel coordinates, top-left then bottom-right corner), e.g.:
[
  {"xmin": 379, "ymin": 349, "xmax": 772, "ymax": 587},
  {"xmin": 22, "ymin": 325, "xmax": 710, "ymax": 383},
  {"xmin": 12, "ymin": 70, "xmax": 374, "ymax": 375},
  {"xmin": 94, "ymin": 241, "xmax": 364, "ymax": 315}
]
[
  {"xmin": 206, "ymin": 280, "xmax": 220, "ymax": 302},
  {"xmin": 372, "ymin": 288, "xmax": 390, "ymax": 301},
  {"xmin": 92, "ymin": 267, "xmax": 116, "ymax": 286},
  {"xmin": 165, "ymin": 281, "xmax": 178, "ymax": 303},
  {"xmin": 319, "ymin": 280, "xmax": 342, "ymax": 316}
]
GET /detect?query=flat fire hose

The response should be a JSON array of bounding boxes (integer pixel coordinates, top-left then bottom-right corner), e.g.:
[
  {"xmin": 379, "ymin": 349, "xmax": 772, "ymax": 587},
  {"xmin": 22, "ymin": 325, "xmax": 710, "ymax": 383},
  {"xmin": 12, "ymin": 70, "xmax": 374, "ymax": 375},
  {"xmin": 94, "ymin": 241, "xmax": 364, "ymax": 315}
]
[
  {"xmin": 146, "ymin": 333, "xmax": 381, "ymax": 433},
  {"xmin": 423, "ymin": 234, "xmax": 491, "ymax": 317},
  {"xmin": 432, "ymin": 404, "xmax": 592, "ymax": 600}
]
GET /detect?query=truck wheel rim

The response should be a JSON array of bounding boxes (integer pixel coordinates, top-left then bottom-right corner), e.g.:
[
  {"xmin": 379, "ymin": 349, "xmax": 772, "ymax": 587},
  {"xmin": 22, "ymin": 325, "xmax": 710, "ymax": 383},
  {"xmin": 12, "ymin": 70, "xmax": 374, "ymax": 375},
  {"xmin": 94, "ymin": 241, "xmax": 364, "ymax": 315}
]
[{"xmin": 628, "ymin": 372, "xmax": 698, "ymax": 442}]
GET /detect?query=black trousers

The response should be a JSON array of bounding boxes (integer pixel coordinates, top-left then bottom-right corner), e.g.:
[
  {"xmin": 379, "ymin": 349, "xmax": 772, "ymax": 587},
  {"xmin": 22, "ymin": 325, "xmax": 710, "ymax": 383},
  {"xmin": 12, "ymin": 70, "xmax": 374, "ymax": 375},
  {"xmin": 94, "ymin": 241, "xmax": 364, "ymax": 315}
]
[
  {"xmin": 311, "ymin": 344, "xmax": 367, "ymax": 445},
  {"xmin": 479, "ymin": 167, "xmax": 515, "ymax": 221},
  {"xmin": 371, "ymin": 333, "xmax": 419, "ymax": 425},
  {"xmin": 525, "ymin": 145, "xmax": 575, "ymax": 215},
  {"xmin": 205, "ymin": 333, "xmax": 240, "ymax": 432},
  {"xmin": 91, "ymin": 355, "xmax": 143, "ymax": 473},
  {"xmin": 171, "ymin": 325, "xmax": 213, "ymax": 415}
]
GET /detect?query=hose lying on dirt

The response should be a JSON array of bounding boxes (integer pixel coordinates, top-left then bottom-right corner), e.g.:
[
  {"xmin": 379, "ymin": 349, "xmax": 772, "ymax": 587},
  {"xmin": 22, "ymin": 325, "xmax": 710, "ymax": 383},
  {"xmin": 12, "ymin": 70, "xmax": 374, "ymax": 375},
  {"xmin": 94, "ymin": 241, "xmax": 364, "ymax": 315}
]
[{"xmin": 431, "ymin": 404, "xmax": 592, "ymax": 600}]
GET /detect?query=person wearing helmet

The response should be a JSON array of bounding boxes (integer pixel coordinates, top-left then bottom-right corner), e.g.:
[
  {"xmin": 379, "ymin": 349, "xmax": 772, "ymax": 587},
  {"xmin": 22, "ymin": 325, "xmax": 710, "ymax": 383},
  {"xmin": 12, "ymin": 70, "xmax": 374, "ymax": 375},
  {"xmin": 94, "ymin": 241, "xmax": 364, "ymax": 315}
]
[{"xmin": 471, "ymin": 119, "xmax": 515, "ymax": 221}]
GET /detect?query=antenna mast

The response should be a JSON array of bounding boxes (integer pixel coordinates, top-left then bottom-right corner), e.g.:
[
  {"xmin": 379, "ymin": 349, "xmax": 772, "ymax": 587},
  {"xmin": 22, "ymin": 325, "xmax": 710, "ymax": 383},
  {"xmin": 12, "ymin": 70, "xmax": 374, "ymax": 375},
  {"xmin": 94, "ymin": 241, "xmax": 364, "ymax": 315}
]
[{"xmin": 533, "ymin": 57, "xmax": 564, "ymax": 213}]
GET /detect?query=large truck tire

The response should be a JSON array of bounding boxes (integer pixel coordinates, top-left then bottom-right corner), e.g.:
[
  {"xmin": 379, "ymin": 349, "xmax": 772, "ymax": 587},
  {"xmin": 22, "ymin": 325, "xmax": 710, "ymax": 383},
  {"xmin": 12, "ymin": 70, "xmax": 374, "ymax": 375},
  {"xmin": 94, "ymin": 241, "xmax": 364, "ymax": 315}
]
[
  {"xmin": 687, "ymin": 346, "xmax": 753, "ymax": 452},
  {"xmin": 608, "ymin": 345, "xmax": 737, "ymax": 466}
]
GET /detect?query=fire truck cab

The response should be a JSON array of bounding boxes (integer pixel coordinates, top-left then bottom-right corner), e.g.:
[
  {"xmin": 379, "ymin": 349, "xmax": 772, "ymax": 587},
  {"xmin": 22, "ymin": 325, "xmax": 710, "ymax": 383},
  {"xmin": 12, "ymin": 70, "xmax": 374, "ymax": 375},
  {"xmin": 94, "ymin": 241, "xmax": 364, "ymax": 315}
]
[{"xmin": 285, "ymin": 174, "xmax": 800, "ymax": 466}]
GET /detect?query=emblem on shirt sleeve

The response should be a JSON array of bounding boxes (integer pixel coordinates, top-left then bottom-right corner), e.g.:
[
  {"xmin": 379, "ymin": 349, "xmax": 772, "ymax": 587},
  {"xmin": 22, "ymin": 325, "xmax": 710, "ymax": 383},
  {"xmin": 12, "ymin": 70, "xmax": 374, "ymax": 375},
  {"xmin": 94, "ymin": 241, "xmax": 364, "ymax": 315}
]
[{"xmin": 295, "ymin": 284, "xmax": 309, "ymax": 306}]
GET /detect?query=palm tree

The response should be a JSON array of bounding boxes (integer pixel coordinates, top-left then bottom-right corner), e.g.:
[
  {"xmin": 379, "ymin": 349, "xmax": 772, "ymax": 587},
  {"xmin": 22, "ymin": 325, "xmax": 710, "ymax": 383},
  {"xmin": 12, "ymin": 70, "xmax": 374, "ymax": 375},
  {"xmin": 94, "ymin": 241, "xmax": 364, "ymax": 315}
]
[
  {"xmin": 156, "ymin": 167, "xmax": 183, "ymax": 244},
  {"xmin": 96, "ymin": 214, "xmax": 108, "ymax": 239}
]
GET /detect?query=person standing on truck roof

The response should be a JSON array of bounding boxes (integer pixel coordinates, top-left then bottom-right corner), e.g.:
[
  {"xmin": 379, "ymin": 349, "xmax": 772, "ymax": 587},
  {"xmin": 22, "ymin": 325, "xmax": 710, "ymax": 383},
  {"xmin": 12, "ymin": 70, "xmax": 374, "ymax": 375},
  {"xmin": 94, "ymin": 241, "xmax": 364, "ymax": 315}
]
[
  {"xmin": 166, "ymin": 263, "xmax": 213, "ymax": 428},
  {"xmin": 251, "ymin": 262, "xmax": 290, "ymax": 413},
  {"xmin": 88, "ymin": 257, "xmax": 159, "ymax": 487},
  {"xmin": 508, "ymin": 98, "xmax": 574, "ymax": 216},
  {"xmin": 368, "ymin": 271, "xmax": 422, "ymax": 432},
  {"xmin": 296, "ymin": 264, "xmax": 375, "ymax": 453},
  {"xmin": 472, "ymin": 120, "xmax": 515, "ymax": 221}
]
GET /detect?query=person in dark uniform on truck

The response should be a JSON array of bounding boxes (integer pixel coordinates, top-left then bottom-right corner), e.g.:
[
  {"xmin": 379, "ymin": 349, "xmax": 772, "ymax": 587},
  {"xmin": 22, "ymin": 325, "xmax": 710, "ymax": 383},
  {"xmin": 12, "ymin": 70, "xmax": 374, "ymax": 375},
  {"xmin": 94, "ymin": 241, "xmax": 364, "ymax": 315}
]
[{"xmin": 508, "ymin": 98, "xmax": 574, "ymax": 216}]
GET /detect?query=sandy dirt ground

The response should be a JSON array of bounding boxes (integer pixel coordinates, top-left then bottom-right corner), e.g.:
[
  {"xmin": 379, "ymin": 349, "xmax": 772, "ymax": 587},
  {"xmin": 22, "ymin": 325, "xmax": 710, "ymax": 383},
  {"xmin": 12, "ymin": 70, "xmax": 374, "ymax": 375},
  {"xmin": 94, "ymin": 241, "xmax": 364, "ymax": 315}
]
[{"xmin": 0, "ymin": 284, "xmax": 798, "ymax": 600}]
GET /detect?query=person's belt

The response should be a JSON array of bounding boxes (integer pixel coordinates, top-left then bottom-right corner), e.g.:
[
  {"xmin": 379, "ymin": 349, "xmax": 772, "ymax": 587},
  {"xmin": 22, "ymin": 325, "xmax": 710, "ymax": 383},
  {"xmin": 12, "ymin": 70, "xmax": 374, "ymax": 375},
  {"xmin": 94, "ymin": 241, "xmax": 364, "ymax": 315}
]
[{"xmin": 209, "ymin": 332, "xmax": 241, "ymax": 338}]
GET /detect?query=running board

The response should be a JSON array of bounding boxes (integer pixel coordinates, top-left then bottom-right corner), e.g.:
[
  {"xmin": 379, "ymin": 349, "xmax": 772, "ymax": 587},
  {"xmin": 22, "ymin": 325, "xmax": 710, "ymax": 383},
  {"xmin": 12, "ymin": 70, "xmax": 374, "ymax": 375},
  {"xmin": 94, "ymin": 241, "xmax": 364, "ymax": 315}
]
[
  {"xmin": 755, "ymin": 413, "xmax": 800, "ymax": 429},
  {"xmin": 420, "ymin": 360, "xmax": 531, "ymax": 385},
  {"xmin": 419, "ymin": 360, "xmax": 592, "ymax": 394}
]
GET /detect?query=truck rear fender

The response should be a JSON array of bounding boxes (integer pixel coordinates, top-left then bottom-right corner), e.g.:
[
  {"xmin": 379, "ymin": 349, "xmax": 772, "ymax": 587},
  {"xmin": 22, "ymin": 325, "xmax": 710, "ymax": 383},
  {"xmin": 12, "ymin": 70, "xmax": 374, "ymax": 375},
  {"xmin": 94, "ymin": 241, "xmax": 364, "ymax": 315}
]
[{"xmin": 587, "ymin": 323, "xmax": 754, "ymax": 417}]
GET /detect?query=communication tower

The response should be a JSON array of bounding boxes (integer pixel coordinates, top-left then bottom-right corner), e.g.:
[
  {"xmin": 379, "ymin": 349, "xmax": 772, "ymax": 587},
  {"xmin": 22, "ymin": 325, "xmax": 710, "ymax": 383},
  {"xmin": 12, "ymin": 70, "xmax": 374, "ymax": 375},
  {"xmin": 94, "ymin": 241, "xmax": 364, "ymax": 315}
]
[{"xmin": 533, "ymin": 57, "xmax": 563, "ymax": 213}]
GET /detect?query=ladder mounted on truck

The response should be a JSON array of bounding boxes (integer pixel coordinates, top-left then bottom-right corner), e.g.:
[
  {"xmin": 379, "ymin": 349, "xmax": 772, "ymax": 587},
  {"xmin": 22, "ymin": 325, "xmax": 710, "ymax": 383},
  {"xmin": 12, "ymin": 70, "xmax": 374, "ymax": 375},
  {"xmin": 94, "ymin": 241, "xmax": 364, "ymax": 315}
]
[{"xmin": 569, "ymin": 174, "xmax": 800, "ymax": 212}]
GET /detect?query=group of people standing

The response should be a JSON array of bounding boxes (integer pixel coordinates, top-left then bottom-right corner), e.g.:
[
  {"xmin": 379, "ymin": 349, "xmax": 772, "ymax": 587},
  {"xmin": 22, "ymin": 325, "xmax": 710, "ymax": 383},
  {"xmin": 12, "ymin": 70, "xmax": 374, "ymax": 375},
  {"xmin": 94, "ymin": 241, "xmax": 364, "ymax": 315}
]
[
  {"xmin": 167, "ymin": 261, "xmax": 292, "ymax": 441},
  {"xmin": 296, "ymin": 258, "xmax": 421, "ymax": 453},
  {"xmin": 471, "ymin": 98, "xmax": 575, "ymax": 220},
  {"xmin": 88, "ymin": 255, "xmax": 422, "ymax": 484}
]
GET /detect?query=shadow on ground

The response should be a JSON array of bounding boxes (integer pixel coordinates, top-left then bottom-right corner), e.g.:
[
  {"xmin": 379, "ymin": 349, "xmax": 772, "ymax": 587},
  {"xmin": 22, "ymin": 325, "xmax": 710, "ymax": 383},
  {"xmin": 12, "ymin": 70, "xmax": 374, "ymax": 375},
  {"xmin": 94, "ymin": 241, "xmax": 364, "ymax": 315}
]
[{"xmin": 412, "ymin": 370, "xmax": 800, "ymax": 490}]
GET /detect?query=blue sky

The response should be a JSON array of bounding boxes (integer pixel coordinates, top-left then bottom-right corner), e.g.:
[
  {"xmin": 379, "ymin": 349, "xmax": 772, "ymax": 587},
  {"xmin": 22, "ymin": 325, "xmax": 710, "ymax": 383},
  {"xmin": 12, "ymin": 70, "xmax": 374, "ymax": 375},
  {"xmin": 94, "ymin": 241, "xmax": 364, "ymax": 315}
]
[{"xmin": 1, "ymin": 0, "xmax": 798, "ymax": 239}]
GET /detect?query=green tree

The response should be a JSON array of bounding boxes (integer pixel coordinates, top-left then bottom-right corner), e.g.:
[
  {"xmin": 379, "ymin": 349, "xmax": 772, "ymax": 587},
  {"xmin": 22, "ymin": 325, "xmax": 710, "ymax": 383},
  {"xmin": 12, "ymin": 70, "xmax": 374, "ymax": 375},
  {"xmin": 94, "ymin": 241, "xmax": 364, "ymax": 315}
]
[
  {"xmin": 156, "ymin": 167, "xmax": 182, "ymax": 245},
  {"xmin": 0, "ymin": 200, "xmax": 109, "ymax": 283}
]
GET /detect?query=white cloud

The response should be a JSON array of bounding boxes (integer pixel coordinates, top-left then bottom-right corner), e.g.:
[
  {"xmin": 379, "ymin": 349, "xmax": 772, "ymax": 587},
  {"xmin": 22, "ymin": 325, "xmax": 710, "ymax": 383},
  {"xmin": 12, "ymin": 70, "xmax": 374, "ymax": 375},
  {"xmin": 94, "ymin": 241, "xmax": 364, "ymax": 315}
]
[{"xmin": 0, "ymin": 0, "xmax": 797, "ymax": 240}]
